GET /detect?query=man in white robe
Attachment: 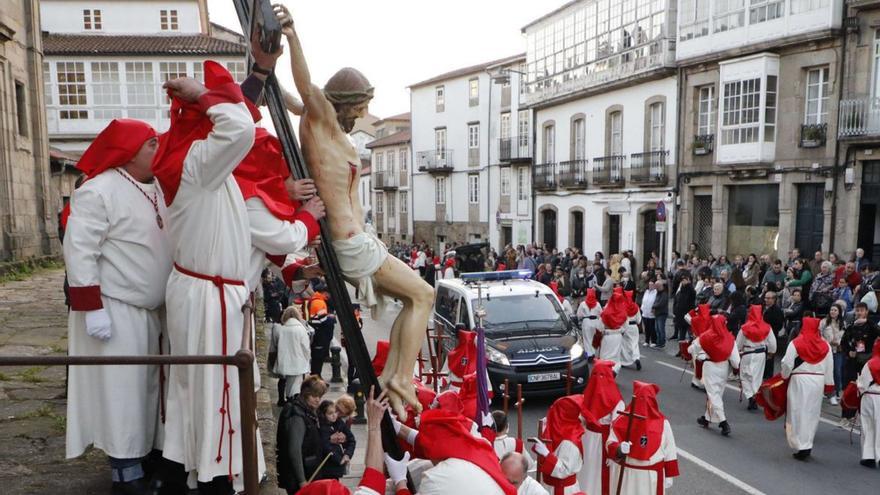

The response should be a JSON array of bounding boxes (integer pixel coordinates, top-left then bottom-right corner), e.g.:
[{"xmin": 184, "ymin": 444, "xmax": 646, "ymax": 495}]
[
  {"xmin": 152, "ymin": 63, "xmax": 260, "ymax": 493},
  {"xmin": 65, "ymin": 119, "xmax": 172, "ymax": 494},
  {"xmin": 620, "ymin": 290, "xmax": 642, "ymax": 370},
  {"xmin": 690, "ymin": 315, "xmax": 740, "ymax": 436},
  {"xmin": 501, "ymin": 452, "xmax": 548, "ymax": 495},
  {"xmin": 578, "ymin": 359, "xmax": 624, "ymax": 495},
  {"xmin": 781, "ymin": 317, "xmax": 834, "ymax": 460},
  {"xmin": 576, "ymin": 288, "xmax": 603, "ymax": 358},
  {"xmin": 858, "ymin": 341, "xmax": 880, "ymax": 468},
  {"xmin": 599, "ymin": 288, "xmax": 629, "ymax": 374},
  {"xmin": 736, "ymin": 305, "xmax": 777, "ymax": 411},
  {"xmin": 531, "ymin": 396, "xmax": 584, "ymax": 495}
]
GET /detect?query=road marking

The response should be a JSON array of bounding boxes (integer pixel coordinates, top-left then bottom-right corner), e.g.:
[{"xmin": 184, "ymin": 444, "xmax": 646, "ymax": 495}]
[
  {"xmin": 677, "ymin": 447, "xmax": 768, "ymax": 495},
  {"xmin": 653, "ymin": 360, "xmax": 858, "ymax": 434}
]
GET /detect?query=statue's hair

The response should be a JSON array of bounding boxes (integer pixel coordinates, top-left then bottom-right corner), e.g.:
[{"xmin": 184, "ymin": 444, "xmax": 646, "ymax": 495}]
[{"xmin": 324, "ymin": 67, "xmax": 374, "ymax": 106}]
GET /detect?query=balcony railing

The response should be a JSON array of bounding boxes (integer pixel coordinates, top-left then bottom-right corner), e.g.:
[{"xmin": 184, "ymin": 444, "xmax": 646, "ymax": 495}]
[
  {"xmin": 800, "ymin": 123, "xmax": 828, "ymax": 148},
  {"xmin": 629, "ymin": 151, "xmax": 668, "ymax": 184},
  {"xmin": 558, "ymin": 160, "xmax": 588, "ymax": 189},
  {"xmin": 839, "ymin": 97, "xmax": 880, "ymax": 137},
  {"xmin": 499, "ymin": 136, "xmax": 533, "ymax": 162},
  {"xmin": 417, "ymin": 149, "xmax": 454, "ymax": 173},
  {"xmin": 593, "ymin": 155, "xmax": 625, "ymax": 187},
  {"xmin": 533, "ymin": 163, "xmax": 557, "ymax": 191},
  {"xmin": 372, "ymin": 170, "xmax": 399, "ymax": 190},
  {"xmin": 693, "ymin": 134, "xmax": 714, "ymax": 155}
]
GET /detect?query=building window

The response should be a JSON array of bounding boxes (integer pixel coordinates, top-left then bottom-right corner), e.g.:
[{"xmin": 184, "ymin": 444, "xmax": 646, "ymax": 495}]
[
  {"xmin": 83, "ymin": 9, "xmax": 102, "ymax": 30},
  {"xmin": 680, "ymin": 0, "xmax": 710, "ymax": 41},
  {"xmin": 517, "ymin": 167, "xmax": 529, "ymax": 201},
  {"xmin": 192, "ymin": 62, "xmax": 204, "ymax": 82},
  {"xmin": 543, "ymin": 124, "xmax": 555, "ymax": 163},
  {"xmin": 375, "ymin": 152, "xmax": 384, "ymax": 171},
  {"xmin": 43, "ymin": 62, "xmax": 52, "ymax": 105},
  {"xmin": 125, "ymin": 62, "xmax": 155, "ymax": 107},
  {"xmin": 388, "ymin": 193, "xmax": 396, "ymax": 216},
  {"xmin": 435, "ymin": 177, "xmax": 446, "ymax": 204},
  {"xmin": 727, "ymin": 184, "xmax": 780, "ymax": 256},
  {"xmin": 91, "ymin": 62, "xmax": 122, "ymax": 120},
  {"xmin": 389, "ymin": 148, "xmax": 397, "ymax": 174},
  {"xmin": 697, "ymin": 85, "xmax": 715, "ymax": 136},
  {"xmin": 501, "ymin": 167, "xmax": 511, "ymax": 196},
  {"xmin": 804, "ymin": 67, "xmax": 830, "ymax": 125},
  {"xmin": 518, "ymin": 110, "xmax": 529, "ymax": 146},
  {"xmin": 57, "ymin": 62, "xmax": 87, "ymax": 120},
  {"xmin": 469, "ymin": 78, "xmax": 479, "ymax": 106},
  {"xmin": 160, "ymin": 62, "xmax": 188, "ymax": 105},
  {"xmin": 436, "ymin": 85, "xmax": 445, "ymax": 112},
  {"xmin": 649, "ymin": 103, "xmax": 664, "ymax": 151},
  {"xmin": 226, "ymin": 61, "xmax": 247, "ymax": 83},
  {"xmin": 468, "ymin": 124, "xmax": 480, "ymax": 150},
  {"xmin": 14, "ymin": 81, "xmax": 28, "ymax": 137},
  {"xmin": 160, "ymin": 9, "xmax": 179, "ymax": 30},
  {"xmin": 791, "ymin": 0, "xmax": 829, "ymax": 14},
  {"xmin": 721, "ymin": 78, "xmax": 761, "ymax": 145},
  {"xmin": 376, "ymin": 193, "xmax": 383, "ymax": 213},
  {"xmin": 714, "ymin": 0, "xmax": 745, "ymax": 33},
  {"xmin": 399, "ymin": 149, "xmax": 408, "ymax": 173},
  {"xmin": 401, "ymin": 191, "xmax": 408, "ymax": 214},
  {"xmin": 764, "ymin": 75, "xmax": 777, "ymax": 142},
  {"xmin": 468, "ymin": 175, "xmax": 480, "ymax": 204},
  {"xmin": 609, "ymin": 111, "xmax": 623, "ymax": 155},
  {"xmin": 500, "ymin": 112, "xmax": 511, "ymax": 140},
  {"xmin": 749, "ymin": 0, "xmax": 784, "ymax": 24},
  {"xmin": 435, "ymin": 128, "xmax": 447, "ymax": 155},
  {"xmin": 572, "ymin": 117, "xmax": 585, "ymax": 160}
]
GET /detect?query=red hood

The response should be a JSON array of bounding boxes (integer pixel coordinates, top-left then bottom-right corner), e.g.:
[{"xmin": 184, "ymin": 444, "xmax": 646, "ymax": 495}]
[
  {"xmin": 543, "ymin": 395, "xmax": 585, "ymax": 453},
  {"xmin": 233, "ymin": 127, "xmax": 299, "ymax": 222},
  {"xmin": 611, "ymin": 381, "xmax": 665, "ymax": 460},
  {"xmin": 448, "ymin": 330, "xmax": 477, "ymax": 378},
  {"xmin": 580, "ymin": 359, "xmax": 622, "ymax": 430},
  {"xmin": 740, "ymin": 305, "xmax": 771, "ymax": 342},
  {"xmin": 792, "ymin": 317, "xmax": 829, "ymax": 364},
  {"xmin": 601, "ymin": 287, "xmax": 628, "ymax": 329},
  {"xmin": 701, "ymin": 315, "xmax": 734, "ymax": 362}
]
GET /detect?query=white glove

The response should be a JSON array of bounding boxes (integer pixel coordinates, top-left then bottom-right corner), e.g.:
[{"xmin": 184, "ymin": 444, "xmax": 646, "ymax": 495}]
[
  {"xmin": 85, "ymin": 309, "xmax": 112, "ymax": 341},
  {"xmin": 384, "ymin": 451, "xmax": 411, "ymax": 484},
  {"xmin": 391, "ymin": 416, "xmax": 402, "ymax": 434},
  {"xmin": 619, "ymin": 441, "xmax": 632, "ymax": 455},
  {"xmin": 665, "ymin": 477, "xmax": 674, "ymax": 489},
  {"xmin": 481, "ymin": 411, "xmax": 494, "ymax": 428},
  {"xmin": 532, "ymin": 440, "xmax": 550, "ymax": 457}
]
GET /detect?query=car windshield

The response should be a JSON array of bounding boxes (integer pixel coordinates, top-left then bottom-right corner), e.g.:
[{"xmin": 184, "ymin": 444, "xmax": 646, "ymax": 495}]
[{"xmin": 475, "ymin": 294, "xmax": 566, "ymax": 332}]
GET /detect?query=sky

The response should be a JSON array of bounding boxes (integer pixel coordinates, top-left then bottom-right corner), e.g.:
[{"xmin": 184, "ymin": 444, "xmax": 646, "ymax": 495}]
[{"xmin": 206, "ymin": 0, "xmax": 567, "ymax": 119}]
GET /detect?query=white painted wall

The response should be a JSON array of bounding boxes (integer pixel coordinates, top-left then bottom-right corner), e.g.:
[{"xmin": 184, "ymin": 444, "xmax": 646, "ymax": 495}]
[{"xmin": 41, "ymin": 0, "xmax": 202, "ymax": 34}]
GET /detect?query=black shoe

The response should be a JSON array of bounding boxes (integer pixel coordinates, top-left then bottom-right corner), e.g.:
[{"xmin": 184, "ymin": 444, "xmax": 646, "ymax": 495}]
[
  {"xmin": 747, "ymin": 398, "xmax": 758, "ymax": 411},
  {"xmin": 656, "ymin": 344, "xmax": 666, "ymax": 350},
  {"xmin": 793, "ymin": 449, "xmax": 811, "ymax": 461},
  {"xmin": 112, "ymin": 478, "xmax": 151, "ymax": 495},
  {"xmin": 697, "ymin": 416, "xmax": 709, "ymax": 428},
  {"xmin": 861, "ymin": 459, "xmax": 877, "ymax": 469},
  {"xmin": 720, "ymin": 421, "xmax": 731, "ymax": 436},
  {"xmin": 635, "ymin": 359, "xmax": 642, "ymax": 371},
  {"xmin": 690, "ymin": 383, "xmax": 702, "ymax": 391}
]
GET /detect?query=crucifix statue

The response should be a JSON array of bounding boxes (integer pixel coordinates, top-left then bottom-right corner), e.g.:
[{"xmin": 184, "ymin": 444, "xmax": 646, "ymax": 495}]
[{"xmin": 276, "ymin": 4, "xmax": 434, "ymax": 419}]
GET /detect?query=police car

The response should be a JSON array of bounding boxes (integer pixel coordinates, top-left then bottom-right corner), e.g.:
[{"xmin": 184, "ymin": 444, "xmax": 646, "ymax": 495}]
[{"xmin": 433, "ymin": 270, "xmax": 589, "ymax": 397}]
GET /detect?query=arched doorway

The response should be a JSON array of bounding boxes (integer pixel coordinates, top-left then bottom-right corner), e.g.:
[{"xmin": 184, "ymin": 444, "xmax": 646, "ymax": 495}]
[
  {"xmin": 541, "ymin": 209, "xmax": 557, "ymax": 249},
  {"xmin": 570, "ymin": 210, "xmax": 583, "ymax": 252}
]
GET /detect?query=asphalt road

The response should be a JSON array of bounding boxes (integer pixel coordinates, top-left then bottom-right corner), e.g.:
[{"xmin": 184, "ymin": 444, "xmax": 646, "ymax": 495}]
[{"xmin": 352, "ymin": 300, "xmax": 877, "ymax": 495}]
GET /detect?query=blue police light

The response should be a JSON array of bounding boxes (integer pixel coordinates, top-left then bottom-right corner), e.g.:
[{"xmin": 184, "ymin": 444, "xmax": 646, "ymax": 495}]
[{"xmin": 460, "ymin": 269, "xmax": 533, "ymax": 282}]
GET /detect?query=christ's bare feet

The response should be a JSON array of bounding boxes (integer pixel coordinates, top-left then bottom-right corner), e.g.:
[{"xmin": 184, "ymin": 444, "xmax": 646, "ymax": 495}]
[{"xmin": 382, "ymin": 373, "xmax": 422, "ymax": 421}]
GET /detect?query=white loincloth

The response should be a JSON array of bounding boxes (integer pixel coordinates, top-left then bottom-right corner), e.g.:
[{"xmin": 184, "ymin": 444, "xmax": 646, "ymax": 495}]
[{"xmin": 332, "ymin": 231, "xmax": 390, "ymax": 319}]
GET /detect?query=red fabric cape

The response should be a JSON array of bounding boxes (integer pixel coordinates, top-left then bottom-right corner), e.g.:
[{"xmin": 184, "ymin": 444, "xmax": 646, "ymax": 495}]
[
  {"xmin": 152, "ymin": 61, "xmax": 261, "ymax": 205},
  {"xmin": 701, "ymin": 315, "xmax": 734, "ymax": 362},
  {"xmin": 601, "ymin": 287, "xmax": 628, "ymax": 329},
  {"xmin": 371, "ymin": 340, "xmax": 390, "ymax": 376},
  {"xmin": 870, "ymin": 340, "xmax": 880, "ymax": 385},
  {"xmin": 414, "ymin": 409, "xmax": 517, "ymax": 495},
  {"xmin": 233, "ymin": 127, "xmax": 299, "ymax": 222},
  {"xmin": 448, "ymin": 330, "xmax": 477, "ymax": 378},
  {"xmin": 585, "ymin": 288, "xmax": 598, "ymax": 309},
  {"xmin": 756, "ymin": 374, "xmax": 788, "ymax": 421},
  {"xmin": 689, "ymin": 304, "xmax": 712, "ymax": 337},
  {"xmin": 792, "ymin": 317, "xmax": 829, "ymax": 364},
  {"xmin": 624, "ymin": 290, "xmax": 639, "ymax": 318},
  {"xmin": 580, "ymin": 359, "xmax": 622, "ymax": 430},
  {"xmin": 295, "ymin": 480, "xmax": 350, "ymax": 495},
  {"xmin": 458, "ymin": 372, "xmax": 493, "ymax": 420},
  {"xmin": 740, "ymin": 305, "xmax": 771, "ymax": 343},
  {"xmin": 433, "ymin": 390, "xmax": 464, "ymax": 415},
  {"xmin": 543, "ymin": 395, "xmax": 585, "ymax": 454},
  {"xmin": 550, "ymin": 281, "xmax": 564, "ymax": 303},
  {"xmin": 77, "ymin": 119, "xmax": 157, "ymax": 179},
  {"xmin": 611, "ymin": 381, "xmax": 665, "ymax": 460}
]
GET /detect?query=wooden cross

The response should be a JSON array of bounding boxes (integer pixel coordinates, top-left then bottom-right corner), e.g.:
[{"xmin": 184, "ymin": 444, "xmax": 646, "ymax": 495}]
[
  {"xmin": 535, "ymin": 418, "xmax": 551, "ymax": 484},
  {"xmin": 564, "ymin": 360, "xmax": 575, "ymax": 396},
  {"xmin": 615, "ymin": 395, "xmax": 647, "ymax": 495},
  {"xmin": 515, "ymin": 384, "xmax": 525, "ymax": 441},
  {"xmin": 502, "ymin": 378, "xmax": 510, "ymax": 414}
]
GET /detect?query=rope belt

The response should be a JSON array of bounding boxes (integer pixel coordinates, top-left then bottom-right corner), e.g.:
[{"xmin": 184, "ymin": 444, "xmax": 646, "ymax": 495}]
[
  {"xmin": 619, "ymin": 460, "xmax": 666, "ymax": 495},
  {"xmin": 740, "ymin": 347, "xmax": 767, "ymax": 356},
  {"xmin": 173, "ymin": 263, "xmax": 245, "ymax": 480}
]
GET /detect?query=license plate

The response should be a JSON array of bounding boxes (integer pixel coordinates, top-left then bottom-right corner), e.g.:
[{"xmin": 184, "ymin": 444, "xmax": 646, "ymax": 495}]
[{"xmin": 528, "ymin": 372, "xmax": 561, "ymax": 383}]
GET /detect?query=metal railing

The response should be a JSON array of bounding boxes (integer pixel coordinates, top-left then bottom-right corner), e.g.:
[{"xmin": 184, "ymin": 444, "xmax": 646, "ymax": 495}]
[
  {"xmin": 558, "ymin": 160, "xmax": 588, "ymax": 189},
  {"xmin": 592, "ymin": 155, "xmax": 625, "ymax": 186},
  {"xmin": 499, "ymin": 136, "xmax": 533, "ymax": 162},
  {"xmin": 799, "ymin": 123, "xmax": 828, "ymax": 148},
  {"xmin": 372, "ymin": 170, "xmax": 399, "ymax": 190},
  {"xmin": 417, "ymin": 149, "xmax": 454, "ymax": 172},
  {"xmin": 629, "ymin": 150, "xmax": 668, "ymax": 184},
  {"xmin": 693, "ymin": 134, "xmax": 714, "ymax": 155},
  {"xmin": 839, "ymin": 97, "xmax": 880, "ymax": 137},
  {"xmin": 533, "ymin": 163, "xmax": 557, "ymax": 191}
]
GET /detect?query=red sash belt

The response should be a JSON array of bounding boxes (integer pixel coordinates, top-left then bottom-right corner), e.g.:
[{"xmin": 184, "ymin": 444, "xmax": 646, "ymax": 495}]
[
  {"xmin": 544, "ymin": 473, "xmax": 578, "ymax": 495},
  {"xmin": 173, "ymin": 263, "xmax": 245, "ymax": 480},
  {"xmin": 620, "ymin": 460, "xmax": 666, "ymax": 495},
  {"xmin": 791, "ymin": 372, "xmax": 824, "ymax": 376}
]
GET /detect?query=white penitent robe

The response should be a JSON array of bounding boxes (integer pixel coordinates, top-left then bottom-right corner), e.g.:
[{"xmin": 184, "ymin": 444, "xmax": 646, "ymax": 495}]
[
  {"xmin": 576, "ymin": 302, "xmax": 603, "ymax": 357},
  {"xmin": 607, "ymin": 420, "xmax": 679, "ymax": 495},
  {"xmin": 620, "ymin": 312, "xmax": 642, "ymax": 367},
  {"xmin": 518, "ymin": 476, "xmax": 549, "ymax": 495},
  {"xmin": 858, "ymin": 363, "xmax": 880, "ymax": 462},
  {"xmin": 735, "ymin": 330, "xmax": 777, "ymax": 399},
  {"xmin": 538, "ymin": 440, "xmax": 583, "ymax": 495},
  {"xmin": 684, "ymin": 313, "xmax": 705, "ymax": 390},
  {"xmin": 578, "ymin": 400, "xmax": 625, "ymax": 495},
  {"xmin": 780, "ymin": 342, "xmax": 833, "ymax": 451},
  {"xmin": 494, "ymin": 434, "xmax": 536, "ymax": 471},
  {"xmin": 599, "ymin": 328, "xmax": 624, "ymax": 374},
  {"xmin": 688, "ymin": 338, "xmax": 740, "ymax": 423},
  {"xmin": 162, "ymin": 99, "xmax": 265, "ymax": 486},
  {"xmin": 419, "ymin": 458, "xmax": 506, "ymax": 495},
  {"xmin": 64, "ymin": 169, "xmax": 172, "ymax": 459},
  {"xmin": 245, "ymin": 197, "xmax": 312, "ymax": 291}
]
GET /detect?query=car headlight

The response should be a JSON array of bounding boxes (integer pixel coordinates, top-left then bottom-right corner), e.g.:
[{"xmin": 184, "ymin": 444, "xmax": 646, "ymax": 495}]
[
  {"xmin": 486, "ymin": 345, "xmax": 510, "ymax": 366},
  {"xmin": 569, "ymin": 342, "xmax": 584, "ymax": 360}
]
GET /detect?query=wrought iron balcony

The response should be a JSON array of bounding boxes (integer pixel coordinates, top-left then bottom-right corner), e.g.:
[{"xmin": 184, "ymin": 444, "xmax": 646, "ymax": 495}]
[
  {"xmin": 499, "ymin": 136, "xmax": 533, "ymax": 162},
  {"xmin": 533, "ymin": 163, "xmax": 557, "ymax": 191},
  {"xmin": 417, "ymin": 149, "xmax": 454, "ymax": 173},
  {"xmin": 629, "ymin": 151, "xmax": 668, "ymax": 185},
  {"xmin": 372, "ymin": 170, "xmax": 399, "ymax": 190},
  {"xmin": 558, "ymin": 160, "xmax": 588, "ymax": 189},
  {"xmin": 839, "ymin": 97, "xmax": 880, "ymax": 138},
  {"xmin": 693, "ymin": 134, "xmax": 714, "ymax": 156},
  {"xmin": 799, "ymin": 123, "xmax": 828, "ymax": 148},
  {"xmin": 592, "ymin": 155, "xmax": 625, "ymax": 188}
]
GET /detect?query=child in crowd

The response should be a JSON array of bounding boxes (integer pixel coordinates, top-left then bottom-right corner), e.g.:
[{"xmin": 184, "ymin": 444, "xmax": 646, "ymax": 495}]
[
  {"xmin": 269, "ymin": 306, "xmax": 312, "ymax": 403},
  {"xmin": 335, "ymin": 394, "xmax": 357, "ymax": 427},
  {"xmin": 316, "ymin": 400, "xmax": 356, "ymax": 480}
]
